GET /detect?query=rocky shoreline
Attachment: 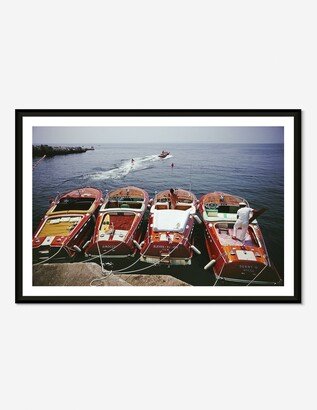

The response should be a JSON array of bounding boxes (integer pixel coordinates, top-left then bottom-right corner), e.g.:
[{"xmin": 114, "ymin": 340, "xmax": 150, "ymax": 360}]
[{"xmin": 33, "ymin": 144, "xmax": 94, "ymax": 157}]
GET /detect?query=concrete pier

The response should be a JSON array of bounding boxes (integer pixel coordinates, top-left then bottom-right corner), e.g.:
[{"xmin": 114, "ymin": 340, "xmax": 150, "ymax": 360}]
[{"xmin": 33, "ymin": 262, "xmax": 190, "ymax": 286}]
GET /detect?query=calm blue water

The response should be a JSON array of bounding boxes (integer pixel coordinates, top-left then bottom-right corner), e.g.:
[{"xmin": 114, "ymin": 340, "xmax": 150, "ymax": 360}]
[{"xmin": 33, "ymin": 143, "xmax": 284, "ymax": 276}]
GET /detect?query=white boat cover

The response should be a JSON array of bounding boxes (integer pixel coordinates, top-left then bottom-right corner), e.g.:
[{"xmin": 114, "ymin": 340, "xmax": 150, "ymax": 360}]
[{"xmin": 153, "ymin": 209, "xmax": 190, "ymax": 233}]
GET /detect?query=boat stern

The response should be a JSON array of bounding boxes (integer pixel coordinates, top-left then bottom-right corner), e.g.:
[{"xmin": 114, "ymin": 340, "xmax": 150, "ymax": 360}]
[
  {"xmin": 140, "ymin": 236, "xmax": 193, "ymax": 266},
  {"xmin": 85, "ymin": 239, "xmax": 136, "ymax": 258},
  {"xmin": 32, "ymin": 242, "xmax": 73, "ymax": 263},
  {"xmin": 216, "ymin": 260, "xmax": 281, "ymax": 285}
]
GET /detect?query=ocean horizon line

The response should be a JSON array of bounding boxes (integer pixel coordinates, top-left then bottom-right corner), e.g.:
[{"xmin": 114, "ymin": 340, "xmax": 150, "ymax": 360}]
[{"xmin": 33, "ymin": 142, "xmax": 284, "ymax": 146}]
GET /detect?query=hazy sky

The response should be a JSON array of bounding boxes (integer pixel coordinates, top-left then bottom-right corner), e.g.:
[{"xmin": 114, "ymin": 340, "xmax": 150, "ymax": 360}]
[{"xmin": 33, "ymin": 126, "xmax": 283, "ymax": 144}]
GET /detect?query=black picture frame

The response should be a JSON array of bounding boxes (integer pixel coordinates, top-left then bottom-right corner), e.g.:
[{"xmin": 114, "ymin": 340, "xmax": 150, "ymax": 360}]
[{"xmin": 16, "ymin": 109, "xmax": 301, "ymax": 303}]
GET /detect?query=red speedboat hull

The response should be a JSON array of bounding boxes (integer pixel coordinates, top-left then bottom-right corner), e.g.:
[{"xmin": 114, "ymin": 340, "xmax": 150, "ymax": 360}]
[
  {"xmin": 140, "ymin": 189, "xmax": 198, "ymax": 266},
  {"xmin": 203, "ymin": 229, "xmax": 280, "ymax": 284},
  {"xmin": 199, "ymin": 192, "xmax": 281, "ymax": 285},
  {"xmin": 33, "ymin": 187, "xmax": 103, "ymax": 262},
  {"xmin": 85, "ymin": 186, "xmax": 149, "ymax": 258}
]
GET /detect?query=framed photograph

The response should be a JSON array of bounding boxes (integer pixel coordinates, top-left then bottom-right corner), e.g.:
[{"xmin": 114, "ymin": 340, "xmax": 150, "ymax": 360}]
[{"xmin": 16, "ymin": 109, "xmax": 301, "ymax": 302}]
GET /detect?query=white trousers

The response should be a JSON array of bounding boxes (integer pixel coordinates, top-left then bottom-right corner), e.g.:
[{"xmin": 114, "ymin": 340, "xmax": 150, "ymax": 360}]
[{"xmin": 233, "ymin": 220, "xmax": 248, "ymax": 242}]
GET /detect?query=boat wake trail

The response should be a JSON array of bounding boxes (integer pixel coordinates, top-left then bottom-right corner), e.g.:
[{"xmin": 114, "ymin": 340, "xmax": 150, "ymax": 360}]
[{"xmin": 90, "ymin": 154, "xmax": 173, "ymax": 180}]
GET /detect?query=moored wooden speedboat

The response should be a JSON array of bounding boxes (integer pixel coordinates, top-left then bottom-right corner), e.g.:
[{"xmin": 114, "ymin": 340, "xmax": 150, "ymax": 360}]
[
  {"xmin": 33, "ymin": 187, "xmax": 103, "ymax": 262},
  {"xmin": 198, "ymin": 192, "xmax": 281, "ymax": 285},
  {"xmin": 140, "ymin": 189, "xmax": 201, "ymax": 266},
  {"xmin": 85, "ymin": 186, "xmax": 149, "ymax": 258}
]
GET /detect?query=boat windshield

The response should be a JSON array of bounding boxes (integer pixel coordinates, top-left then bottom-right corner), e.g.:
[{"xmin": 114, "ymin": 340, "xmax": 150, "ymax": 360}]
[
  {"xmin": 205, "ymin": 203, "xmax": 239, "ymax": 214},
  {"xmin": 217, "ymin": 205, "xmax": 239, "ymax": 213},
  {"xmin": 106, "ymin": 197, "xmax": 144, "ymax": 209},
  {"xmin": 53, "ymin": 198, "xmax": 95, "ymax": 212}
]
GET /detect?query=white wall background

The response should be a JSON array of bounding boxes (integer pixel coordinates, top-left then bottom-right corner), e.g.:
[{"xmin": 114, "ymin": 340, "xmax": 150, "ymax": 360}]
[{"xmin": 1, "ymin": 1, "xmax": 314, "ymax": 409}]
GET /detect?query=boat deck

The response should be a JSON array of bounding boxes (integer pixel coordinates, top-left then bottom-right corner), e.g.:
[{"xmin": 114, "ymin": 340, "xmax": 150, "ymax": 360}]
[
  {"xmin": 37, "ymin": 216, "xmax": 82, "ymax": 237},
  {"xmin": 216, "ymin": 227, "xmax": 255, "ymax": 246},
  {"xmin": 108, "ymin": 186, "xmax": 145, "ymax": 199},
  {"xmin": 155, "ymin": 189, "xmax": 196, "ymax": 203},
  {"xmin": 100, "ymin": 214, "xmax": 135, "ymax": 232},
  {"xmin": 98, "ymin": 213, "xmax": 137, "ymax": 242},
  {"xmin": 202, "ymin": 192, "xmax": 246, "ymax": 206}
]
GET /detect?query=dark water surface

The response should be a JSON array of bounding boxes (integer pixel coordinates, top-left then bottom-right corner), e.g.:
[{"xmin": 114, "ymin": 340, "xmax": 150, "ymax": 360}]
[{"xmin": 33, "ymin": 143, "xmax": 284, "ymax": 281}]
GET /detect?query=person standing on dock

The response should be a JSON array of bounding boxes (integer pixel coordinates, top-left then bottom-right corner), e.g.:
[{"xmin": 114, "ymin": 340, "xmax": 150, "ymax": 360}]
[
  {"xmin": 232, "ymin": 202, "xmax": 254, "ymax": 242},
  {"xmin": 168, "ymin": 188, "xmax": 178, "ymax": 209}
]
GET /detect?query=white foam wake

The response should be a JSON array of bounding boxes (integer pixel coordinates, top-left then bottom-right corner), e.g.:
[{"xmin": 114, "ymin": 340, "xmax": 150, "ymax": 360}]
[{"xmin": 90, "ymin": 154, "xmax": 173, "ymax": 180}]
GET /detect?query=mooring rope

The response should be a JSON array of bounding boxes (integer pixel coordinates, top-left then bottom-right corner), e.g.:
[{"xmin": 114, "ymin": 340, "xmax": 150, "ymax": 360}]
[
  {"xmin": 117, "ymin": 236, "xmax": 189, "ymax": 276},
  {"xmin": 93, "ymin": 238, "xmax": 148, "ymax": 276},
  {"xmin": 32, "ymin": 245, "xmax": 65, "ymax": 266},
  {"xmin": 96, "ymin": 241, "xmax": 106, "ymax": 274},
  {"xmin": 246, "ymin": 265, "xmax": 267, "ymax": 286},
  {"xmin": 90, "ymin": 241, "xmax": 183, "ymax": 286},
  {"xmin": 32, "ymin": 155, "xmax": 46, "ymax": 170},
  {"xmin": 112, "ymin": 242, "xmax": 152, "ymax": 273},
  {"xmin": 212, "ymin": 252, "xmax": 228, "ymax": 286},
  {"xmin": 82, "ymin": 240, "xmax": 124, "ymax": 263}
]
